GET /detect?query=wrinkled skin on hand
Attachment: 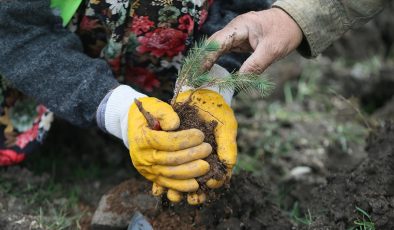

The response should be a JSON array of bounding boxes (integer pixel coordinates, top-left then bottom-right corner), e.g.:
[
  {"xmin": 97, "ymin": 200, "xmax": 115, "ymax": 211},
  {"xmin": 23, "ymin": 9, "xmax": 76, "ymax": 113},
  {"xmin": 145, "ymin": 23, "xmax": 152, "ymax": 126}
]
[
  {"xmin": 127, "ymin": 97, "xmax": 213, "ymax": 198},
  {"xmin": 205, "ymin": 8, "xmax": 303, "ymax": 74}
]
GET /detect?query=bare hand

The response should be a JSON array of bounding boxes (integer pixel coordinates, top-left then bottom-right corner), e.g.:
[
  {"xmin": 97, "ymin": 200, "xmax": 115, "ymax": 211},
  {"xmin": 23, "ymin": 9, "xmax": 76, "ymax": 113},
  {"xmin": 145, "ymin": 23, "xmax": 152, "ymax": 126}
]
[{"xmin": 205, "ymin": 8, "xmax": 303, "ymax": 74}]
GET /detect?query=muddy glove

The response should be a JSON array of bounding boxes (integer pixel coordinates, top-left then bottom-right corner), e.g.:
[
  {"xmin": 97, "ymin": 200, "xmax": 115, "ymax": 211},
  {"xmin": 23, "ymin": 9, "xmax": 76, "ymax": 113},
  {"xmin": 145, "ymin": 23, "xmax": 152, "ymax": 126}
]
[
  {"xmin": 177, "ymin": 89, "xmax": 237, "ymax": 204},
  {"xmin": 98, "ymin": 85, "xmax": 212, "ymax": 193},
  {"xmin": 152, "ymin": 65, "xmax": 238, "ymax": 205}
]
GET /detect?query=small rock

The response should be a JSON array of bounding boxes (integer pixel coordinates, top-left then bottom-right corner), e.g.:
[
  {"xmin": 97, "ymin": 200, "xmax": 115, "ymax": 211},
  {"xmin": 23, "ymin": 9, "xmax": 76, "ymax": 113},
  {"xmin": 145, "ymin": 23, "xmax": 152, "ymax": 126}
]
[
  {"xmin": 289, "ymin": 166, "xmax": 312, "ymax": 180},
  {"xmin": 91, "ymin": 179, "xmax": 156, "ymax": 230}
]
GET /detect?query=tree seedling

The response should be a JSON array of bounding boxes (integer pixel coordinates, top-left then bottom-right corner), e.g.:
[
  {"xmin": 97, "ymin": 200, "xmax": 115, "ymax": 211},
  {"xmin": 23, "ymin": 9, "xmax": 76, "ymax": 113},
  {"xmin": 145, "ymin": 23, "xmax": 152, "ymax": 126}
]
[{"xmin": 135, "ymin": 38, "xmax": 274, "ymax": 193}]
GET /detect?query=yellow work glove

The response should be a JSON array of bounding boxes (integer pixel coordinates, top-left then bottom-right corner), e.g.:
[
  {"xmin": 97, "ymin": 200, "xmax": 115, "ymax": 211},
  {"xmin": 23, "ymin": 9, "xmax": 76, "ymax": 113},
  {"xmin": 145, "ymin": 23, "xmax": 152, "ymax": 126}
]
[
  {"xmin": 176, "ymin": 89, "xmax": 238, "ymax": 205},
  {"xmin": 127, "ymin": 97, "xmax": 212, "ymax": 193}
]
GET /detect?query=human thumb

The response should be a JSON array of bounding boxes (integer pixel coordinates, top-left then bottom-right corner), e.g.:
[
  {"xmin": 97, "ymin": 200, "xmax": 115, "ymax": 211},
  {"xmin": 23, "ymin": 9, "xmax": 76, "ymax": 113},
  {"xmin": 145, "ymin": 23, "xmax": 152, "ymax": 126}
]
[
  {"xmin": 239, "ymin": 41, "xmax": 279, "ymax": 74},
  {"xmin": 134, "ymin": 97, "xmax": 180, "ymax": 131}
]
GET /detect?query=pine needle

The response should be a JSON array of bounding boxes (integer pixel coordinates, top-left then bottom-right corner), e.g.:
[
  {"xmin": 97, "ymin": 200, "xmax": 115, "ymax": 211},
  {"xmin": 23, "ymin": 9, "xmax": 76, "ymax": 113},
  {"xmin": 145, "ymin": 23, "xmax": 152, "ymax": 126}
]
[
  {"xmin": 172, "ymin": 38, "xmax": 220, "ymax": 104},
  {"xmin": 171, "ymin": 38, "xmax": 275, "ymax": 105}
]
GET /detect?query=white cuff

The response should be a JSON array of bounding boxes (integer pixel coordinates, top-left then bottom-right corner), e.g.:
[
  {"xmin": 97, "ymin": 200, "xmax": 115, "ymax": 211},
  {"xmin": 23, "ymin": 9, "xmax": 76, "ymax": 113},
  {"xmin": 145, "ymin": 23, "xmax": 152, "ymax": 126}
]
[
  {"xmin": 180, "ymin": 64, "xmax": 234, "ymax": 105},
  {"xmin": 104, "ymin": 85, "xmax": 146, "ymax": 147}
]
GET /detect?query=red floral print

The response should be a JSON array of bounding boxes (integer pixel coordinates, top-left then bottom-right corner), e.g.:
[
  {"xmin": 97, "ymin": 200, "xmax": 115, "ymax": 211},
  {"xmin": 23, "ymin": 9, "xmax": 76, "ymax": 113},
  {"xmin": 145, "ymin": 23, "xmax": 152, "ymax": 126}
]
[
  {"xmin": 178, "ymin": 14, "xmax": 194, "ymax": 33},
  {"xmin": 80, "ymin": 16, "xmax": 100, "ymax": 31},
  {"xmin": 125, "ymin": 67, "xmax": 160, "ymax": 92},
  {"xmin": 137, "ymin": 28, "xmax": 188, "ymax": 58},
  {"xmin": 16, "ymin": 123, "xmax": 39, "ymax": 149},
  {"xmin": 0, "ymin": 149, "xmax": 25, "ymax": 166},
  {"xmin": 131, "ymin": 16, "xmax": 155, "ymax": 35}
]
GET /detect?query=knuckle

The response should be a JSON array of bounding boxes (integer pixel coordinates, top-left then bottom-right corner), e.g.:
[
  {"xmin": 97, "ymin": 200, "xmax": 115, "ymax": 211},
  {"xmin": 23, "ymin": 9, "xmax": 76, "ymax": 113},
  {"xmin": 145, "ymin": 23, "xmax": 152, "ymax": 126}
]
[
  {"xmin": 238, "ymin": 11, "xmax": 259, "ymax": 22},
  {"xmin": 234, "ymin": 13, "xmax": 248, "ymax": 22},
  {"xmin": 245, "ymin": 11, "xmax": 259, "ymax": 18}
]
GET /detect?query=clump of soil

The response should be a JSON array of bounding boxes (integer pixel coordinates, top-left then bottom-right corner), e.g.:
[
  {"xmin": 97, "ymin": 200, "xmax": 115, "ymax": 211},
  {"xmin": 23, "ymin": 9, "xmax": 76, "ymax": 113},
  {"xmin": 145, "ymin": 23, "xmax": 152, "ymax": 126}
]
[
  {"xmin": 173, "ymin": 102, "xmax": 227, "ymax": 189},
  {"xmin": 299, "ymin": 122, "xmax": 394, "ymax": 229},
  {"xmin": 91, "ymin": 122, "xmax": 394, "ymax": 229},
  {"xmin": 91, "ymin": 173, "xmax": 293, "ymax": 229},
  {"xmin": 105, "ymin": 177, "xmax": 153, "ymax": 215},
  {"xmin": 146, "ymin": 172, "xmax": 293, "ymax": 229}
]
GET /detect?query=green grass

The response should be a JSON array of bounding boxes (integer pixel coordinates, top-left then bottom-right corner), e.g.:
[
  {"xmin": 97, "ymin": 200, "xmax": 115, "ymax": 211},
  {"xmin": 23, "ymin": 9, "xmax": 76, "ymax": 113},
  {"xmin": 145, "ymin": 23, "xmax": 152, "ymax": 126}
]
[
  {"xmin": 348, "ymin": 207, "xmax": 375, "ymax": 230},
  {"xmin": 37, "ymin": 202, "xmax": 84, "ymax": 230},
  {"xmin": 0, "ymin": 174, "xmax": 85, "ymax": 230},
  {"xmin": 290, "ymin": 202, "xmax": 313, "ymax": 226},
  {"xmin": 329, "ymin": 122, "xmax": 368, "ymax": 153}
]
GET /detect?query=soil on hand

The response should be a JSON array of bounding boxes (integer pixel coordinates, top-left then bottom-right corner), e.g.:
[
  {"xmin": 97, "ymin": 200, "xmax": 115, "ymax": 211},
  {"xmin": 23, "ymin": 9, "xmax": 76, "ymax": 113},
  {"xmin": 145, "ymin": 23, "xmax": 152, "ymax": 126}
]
[{"xmin": 173, "ymin": 102, "xmax": 227, "ymax": 189}]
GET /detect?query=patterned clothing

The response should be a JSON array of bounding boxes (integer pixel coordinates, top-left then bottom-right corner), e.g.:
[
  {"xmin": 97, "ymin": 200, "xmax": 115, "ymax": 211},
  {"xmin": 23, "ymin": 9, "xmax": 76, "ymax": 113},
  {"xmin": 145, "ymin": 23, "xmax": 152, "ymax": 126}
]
[
  {"xmin": 74, "ymin": 0, "xmax": 211, "ymax": 98},
  {"xmin": 0, "ymin": 81, "xmax": 53, "ymax": 166},
  {"xmin": 0, "ymin": 0, "xmax": 211, "ymax": 166}
]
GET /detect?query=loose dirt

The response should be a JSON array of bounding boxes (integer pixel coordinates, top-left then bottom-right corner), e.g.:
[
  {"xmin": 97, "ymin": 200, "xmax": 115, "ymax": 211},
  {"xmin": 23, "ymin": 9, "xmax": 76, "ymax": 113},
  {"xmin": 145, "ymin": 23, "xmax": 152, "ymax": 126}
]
[
  {"xmin": 91, "ymin": 122, "xmax": 394, "ymax": 229},
  {"xmin": 174, "ymin": 102, "xmax": 227, "ymax": 189},
  {"xmin": 131, "ymin": 172, "xmax": 292, "ymax": 230},
  {"xmin": 301, "ymin": 122, "xmax": 394, "ymax": 229}
]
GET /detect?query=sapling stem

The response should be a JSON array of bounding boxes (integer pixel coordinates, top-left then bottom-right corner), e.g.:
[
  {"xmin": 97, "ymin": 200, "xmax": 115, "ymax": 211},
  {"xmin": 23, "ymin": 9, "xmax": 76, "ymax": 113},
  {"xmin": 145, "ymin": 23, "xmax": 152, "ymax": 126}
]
[{"xmin": 134, "ymin": 99, "xmax": 161, "ymax": 130}]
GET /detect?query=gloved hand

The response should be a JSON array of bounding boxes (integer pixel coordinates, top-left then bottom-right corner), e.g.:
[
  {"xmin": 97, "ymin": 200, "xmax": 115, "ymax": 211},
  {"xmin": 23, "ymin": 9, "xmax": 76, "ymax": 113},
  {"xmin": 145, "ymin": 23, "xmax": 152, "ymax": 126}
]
[
  {"xmin": 150, "ymin": 88, "xmax": 237, "ymax": 205},
  {"xmin": 153, "ymin": 64, "xmax": 238, "ymax": 205},
  {"xmin": 97, "ymin": 85, "xmax": 212, "ymax": 199},
  {"xmin": 127, "ymin": 97, "xmax": 212, "ymax": 192}
]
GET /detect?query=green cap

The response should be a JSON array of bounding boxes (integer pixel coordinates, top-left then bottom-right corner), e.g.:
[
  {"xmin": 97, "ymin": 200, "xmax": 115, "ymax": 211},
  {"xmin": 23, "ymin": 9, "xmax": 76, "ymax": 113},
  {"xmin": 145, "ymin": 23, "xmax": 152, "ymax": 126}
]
[{"xmin": 50, "ymin": 0, "xmax": 83, "ymax": 27}]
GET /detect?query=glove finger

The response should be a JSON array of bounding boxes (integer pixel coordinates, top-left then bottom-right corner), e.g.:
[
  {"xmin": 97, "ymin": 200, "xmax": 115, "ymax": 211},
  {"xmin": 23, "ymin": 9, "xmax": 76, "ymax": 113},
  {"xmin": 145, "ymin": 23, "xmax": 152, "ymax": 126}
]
[
  {"xmin": 154, "ymin": 176, "xmax": 199, "ymax": 192},
  {"xmin": 152, "ymin": 182, "xmax": 165, "ymax": 196},
  {"xmin": 143, "ymin": 127, "xmax": 205, "ymax": 151},
  {"xmin": 140, "ymin": 160, "xmax": 210, "ymax": 179},
  {"xmin": 187, "ymin": 192, "xmax": 206, "ymax": 205},
  {"xmin": 207, "ymin": 165, "xmax": 234, "ymax": 189},
  {"xmin": 167, "ymin": 189, "xmax": 183, "ymax": 203},
  {"xmin": 216, "ymin": 126, "xmax": 237, "ymax": 168},
  {"xmin": 135, "ymin": 97, "xmax": 180, "ymax": 131},
  {"xmin": 152, "ymin": 143, "xmax": 212, "ymax": 165},
  {"xmin": 226, "ymin": 168, "xmax": 233, "ymax": 181},
  {"xmin": 206, "ymin": 178, "xmax": 225, "ymax": 189}
]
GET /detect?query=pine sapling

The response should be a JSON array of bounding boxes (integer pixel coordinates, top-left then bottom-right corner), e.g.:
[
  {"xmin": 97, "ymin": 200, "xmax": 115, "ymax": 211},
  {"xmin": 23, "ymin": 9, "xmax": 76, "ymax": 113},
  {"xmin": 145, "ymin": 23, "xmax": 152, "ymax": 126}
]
[
  {"xmin": 136, "ymin": 38, "xmax": 274, "ymax": 128},
  {"xmin": 135, "ymin": 38, "xmax": 275, "ymax": 192},
  {"xmin": 171, "ymin": 38, "xmax": 274, "ymax": 105}
]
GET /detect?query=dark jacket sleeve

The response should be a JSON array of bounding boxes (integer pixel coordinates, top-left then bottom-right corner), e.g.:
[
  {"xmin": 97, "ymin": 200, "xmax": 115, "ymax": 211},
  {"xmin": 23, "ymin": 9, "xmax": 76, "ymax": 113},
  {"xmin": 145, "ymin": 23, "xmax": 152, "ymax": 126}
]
[{"xmin": 0, "ymin": 0, "xmax": 120, "ymax": 127}]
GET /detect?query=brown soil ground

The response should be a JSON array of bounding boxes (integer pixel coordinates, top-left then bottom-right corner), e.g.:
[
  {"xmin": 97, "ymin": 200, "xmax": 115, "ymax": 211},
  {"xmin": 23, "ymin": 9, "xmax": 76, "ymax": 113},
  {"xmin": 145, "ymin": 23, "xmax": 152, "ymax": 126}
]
[
  {"xmin": 302, "ymin": 122, "xmax": 394, "ymax": 229},
  {"xmin": 97, "ymin": 123, "xmax": 394, "ymax": 230},
  {"xmin": 100, "ymin": 172, "xmax": 293, "ymax": 230}
]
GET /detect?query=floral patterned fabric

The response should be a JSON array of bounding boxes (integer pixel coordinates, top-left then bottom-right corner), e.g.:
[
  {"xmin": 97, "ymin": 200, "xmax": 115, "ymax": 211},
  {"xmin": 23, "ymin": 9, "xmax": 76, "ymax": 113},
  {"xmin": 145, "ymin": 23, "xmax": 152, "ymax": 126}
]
[
  {"xmin": 0, "ymin": 80, "xmax": 53, "ymax": 166},
  {"xmin": 0, "ymin": 0, "xmax": 211, "ymax": 166},
  {"xmin": 75, "ymin": 0, "xmax": 211, "ymax": 99}
]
